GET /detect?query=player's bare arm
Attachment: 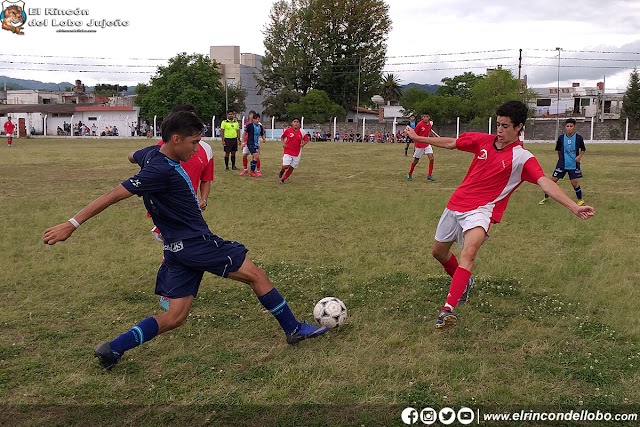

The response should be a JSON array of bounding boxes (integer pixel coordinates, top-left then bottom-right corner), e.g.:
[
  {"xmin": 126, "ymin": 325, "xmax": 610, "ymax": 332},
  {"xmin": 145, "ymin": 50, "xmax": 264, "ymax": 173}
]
[
  {"xmin": 128, "ymin": 152, "xmax": 136, "ymax": 163},
  {"xmin": 43, "ymin": 184, "xmax": 133, "ymax": 245},
  {"xmin": 405, "ymin": 126, "xmax": 456, "ymax": 149},
  {"xmin": 537, "ymin": 176, "xmax": 594, "ymax": 219}
]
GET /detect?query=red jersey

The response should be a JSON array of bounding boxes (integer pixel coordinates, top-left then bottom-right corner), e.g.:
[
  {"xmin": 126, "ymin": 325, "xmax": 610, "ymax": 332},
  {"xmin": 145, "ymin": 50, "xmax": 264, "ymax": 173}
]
[
  {"xmin": 414, "ymin": 120, "xmax": 432, "ymax": 148},
  {"xmin": 4, "ymin": 121, "xmax": 15, "ymax": 135},
  {"xmin": 281, "ymin": 127, "xmax": 307, "ymax": 156},
  {"xmin": 155, "ymin": 139, "xmax": 214, "ymax": 192},
  {"xmin": 446, "ymin": 132, "xmax": 545, "ymax": 224}
]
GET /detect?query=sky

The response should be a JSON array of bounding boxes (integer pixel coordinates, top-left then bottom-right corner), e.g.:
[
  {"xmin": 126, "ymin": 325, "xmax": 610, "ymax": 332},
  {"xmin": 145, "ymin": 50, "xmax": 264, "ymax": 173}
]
[{"xmin": 2, "ymin": 0, "xmax": 640, "ymax": 92}]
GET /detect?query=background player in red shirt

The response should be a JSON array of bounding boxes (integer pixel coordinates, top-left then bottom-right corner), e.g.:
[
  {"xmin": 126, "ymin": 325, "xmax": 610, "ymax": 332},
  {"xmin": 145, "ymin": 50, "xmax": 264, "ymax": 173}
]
[
  {"xmin": 406, "ymin": 100, "xmax": 594, "ymax": 330},
  {"xmin": 407, "ymin": 113, "xmax": 436, "ymax": 182},
  {"xmin": 4, "ymin": 117, "xmax": 15, "ymax": 147},
  {"xmin": 279, "ymin": 118, "xmax": 309, "ymax": 183}
]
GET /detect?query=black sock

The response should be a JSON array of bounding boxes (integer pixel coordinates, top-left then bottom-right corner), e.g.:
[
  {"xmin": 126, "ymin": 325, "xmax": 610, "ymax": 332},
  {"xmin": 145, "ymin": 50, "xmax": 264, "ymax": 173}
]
[
  {"xmin": 224, "ymin": 156, "xmax": 229, "ymax": 168},
  {"xmin": 231, "ymin": 155, "xmax": 236, "ymax": 168}
]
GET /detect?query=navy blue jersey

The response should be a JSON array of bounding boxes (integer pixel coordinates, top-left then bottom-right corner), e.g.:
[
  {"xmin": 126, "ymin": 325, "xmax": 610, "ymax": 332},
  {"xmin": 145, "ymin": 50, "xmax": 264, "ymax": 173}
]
[
  {"xmin": 554, "ymin": 133, "xmax": 585, "ymax": 170},
  {"xmin": 121, "ymin": 145, "xmax": 212, "ymax": 243}
]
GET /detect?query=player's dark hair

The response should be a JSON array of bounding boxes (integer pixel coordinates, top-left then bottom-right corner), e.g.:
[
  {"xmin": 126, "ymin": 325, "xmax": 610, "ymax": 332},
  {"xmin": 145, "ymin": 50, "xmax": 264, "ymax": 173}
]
[
  {"xmin": 292, "ymin": 117, "xmax": 301, "ymax": 122},
  {"xmin": 170, "ymin": 103, "xmax": 198, "ymax": 114},
  {"xmin": 161, "ymin": 111, "xmax": 204, "ymax": 142},
  {"xmin": 565, "ymin": 118, "xmax": 577, "ymax": 125},
  {"xmin": 248, "ymin": 110, "xmax": 257, "ymax": 115},
  {"xmin": 253, "ymin": 113, "xmax": 260, "ymax": 119},
  {"xmin": 421, "ymin": 112, "xmax": 430, "ymax": 117},
  {"xmin": 496, "ymin": 100, "xmax": 528, "ymax": 129},
  {"xmin": 227, "ymin": 110, "xmax": 235, "ymax": 114}
]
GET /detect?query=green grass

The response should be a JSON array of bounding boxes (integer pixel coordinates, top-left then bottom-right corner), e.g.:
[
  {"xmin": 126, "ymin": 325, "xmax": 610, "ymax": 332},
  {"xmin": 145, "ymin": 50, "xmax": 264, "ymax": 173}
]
[{"xmin": 1, "ymin": 138, "xmax": 639, "ymax": 426}]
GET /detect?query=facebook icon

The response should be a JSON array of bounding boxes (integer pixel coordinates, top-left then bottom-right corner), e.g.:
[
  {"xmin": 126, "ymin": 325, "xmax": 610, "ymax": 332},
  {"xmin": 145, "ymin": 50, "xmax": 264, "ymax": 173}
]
[{"xmin": 401, "ymin": 407, "xmax": 419, "ymax": 425}]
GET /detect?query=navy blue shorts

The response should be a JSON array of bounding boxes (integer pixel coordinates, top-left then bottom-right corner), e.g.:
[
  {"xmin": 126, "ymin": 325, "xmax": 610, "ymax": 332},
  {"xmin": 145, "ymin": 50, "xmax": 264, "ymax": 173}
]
[
  {"xmin": 552, "ymin": 163, "xmax": 583, "ymax": 179},
  {"xmin": 247, "ymin": 144, "xmax": 259, "ymax": 154},
  {"xmin": 155, "ymin": 234, "xmax": 248, "ymax": 299}
]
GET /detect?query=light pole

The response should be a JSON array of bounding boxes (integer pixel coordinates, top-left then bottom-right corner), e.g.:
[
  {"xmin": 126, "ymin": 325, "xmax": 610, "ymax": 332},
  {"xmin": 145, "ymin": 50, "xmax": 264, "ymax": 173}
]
[
  {"xmin": 225, "ymin": 78, "xmax": 228, "ymax": 113},
  {"xmin": 555, "ymin": 47, "xmax": 562, "ymax": 140}
]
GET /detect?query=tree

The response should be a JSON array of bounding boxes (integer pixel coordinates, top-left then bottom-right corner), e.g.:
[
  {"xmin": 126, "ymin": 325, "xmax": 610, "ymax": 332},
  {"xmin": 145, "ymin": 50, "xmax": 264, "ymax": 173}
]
[
  {"xmin": 286, "ymin": 89, "xmax": 345, "ymax": 123},
  {"xmin": 261, "ymin": 0, "xmax": 391, "ymax": 109},
  {"xmin": 436, "ymin": 72, "xmax": 483, "ymax": 99},
  {"xmin": 380, "ymin": 73, "xmax": 402, "ymax": 104},
  {"xmin": 621, "ymin": 68, "xmax": 640, "ymax": 138},
  {"xmin": 94, "ymin": 84, "xmax": 128, "ymax": 96},
  {"xmin": 263, "ymin": 88, "xmax": 302, "ymax": 120},
  {"xmin": 469, "ymin": 68, "xmax": 535, "ymax": 123},
  {"xmin": 135, "ymin": 53, "xmax": 230, "ymax": 122}
]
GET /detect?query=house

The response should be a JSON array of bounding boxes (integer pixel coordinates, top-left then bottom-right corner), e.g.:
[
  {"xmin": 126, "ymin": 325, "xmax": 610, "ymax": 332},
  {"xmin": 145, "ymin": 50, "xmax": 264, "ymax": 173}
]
[
  {"xmin": 0, "ymin": 103, "xmax": 140, "ymax": 136},
  {"xmin": 530, "ymin": 82, "xmax": 623, "ymax": 120}
]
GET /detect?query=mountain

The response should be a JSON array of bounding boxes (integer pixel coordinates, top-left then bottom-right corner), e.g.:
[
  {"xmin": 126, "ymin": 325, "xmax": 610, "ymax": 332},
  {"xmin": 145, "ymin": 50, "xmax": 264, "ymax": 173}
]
[
  {"xmin": 401, "ymin": 83, "xmax": 440, "ymax": 94},
  {"xmin": 0, "ymin": 76, "xmax": 135, "ymax": 93}
]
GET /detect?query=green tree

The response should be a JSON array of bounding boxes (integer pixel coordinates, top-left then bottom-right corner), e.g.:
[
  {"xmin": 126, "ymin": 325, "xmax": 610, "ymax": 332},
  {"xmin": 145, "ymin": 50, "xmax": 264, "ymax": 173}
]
[
  {"xmin": 263, "ymin": 88, "xmax": 302, "ymax": 120},
  {"xmin": 286, "ymin": 89, "xmax": 345, "ymax": 122},
  {"xmin": 469, "ymin": 68, "xmax": 534, "ymax": 123},
  {"xmin": 436, "ymin": 72, "xmax": 483, "ymax": 99},
  {"xmin": 94, "ymin": 84, "xmax": 128, "ymax": 96},
  {"xmin": 135, "ymin": 53, "xmax": 228, "ymax": 122},
  {"xmin": 621, "ymin": 68, "xmax": 640, "ymax": 138},
  {"xmin": 261, "ymin": 0, "xmax": 391, "ymax": 109},
  {"xmin": 380, "ymin": 73, "xmax": 402, "ymax": 104}
]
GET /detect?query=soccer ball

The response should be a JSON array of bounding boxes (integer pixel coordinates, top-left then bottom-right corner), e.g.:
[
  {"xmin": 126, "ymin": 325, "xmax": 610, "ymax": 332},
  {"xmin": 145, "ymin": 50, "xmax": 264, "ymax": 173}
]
[{"xmin": 313, "ymin": 297, "xmax": 347, "ymax": 329}]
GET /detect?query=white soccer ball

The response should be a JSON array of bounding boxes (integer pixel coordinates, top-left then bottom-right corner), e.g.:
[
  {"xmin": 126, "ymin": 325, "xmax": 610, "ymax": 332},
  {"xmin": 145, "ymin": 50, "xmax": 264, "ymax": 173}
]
[{"xmin": 313, "ymin": 297, "xmax": 347, "ymax": 329}]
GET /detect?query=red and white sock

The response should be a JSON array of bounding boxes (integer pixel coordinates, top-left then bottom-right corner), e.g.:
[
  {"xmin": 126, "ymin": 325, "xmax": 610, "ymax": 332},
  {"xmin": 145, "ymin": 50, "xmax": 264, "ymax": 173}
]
[
  {"xmin": 440, "ymin": 253, "xmax": 458, "ymax": 277},
  {"xmin": 443, "ymin": 267, "xmax": 472, "ymax": 310},
  {"xmin": 282, "ymin": 168, "xmax": 294, "ymax": 181}
]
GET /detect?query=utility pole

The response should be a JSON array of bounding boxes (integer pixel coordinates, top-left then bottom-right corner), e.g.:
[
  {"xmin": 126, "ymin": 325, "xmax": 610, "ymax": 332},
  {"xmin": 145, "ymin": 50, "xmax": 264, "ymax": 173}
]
[
  {"xmin": 555, "ymin": 47, "xmax": 562, "ymax": 140},
  {"xmin": 356, "ymin": 56, "xmax": 362, "ymax": 125},
  {"xmin": 518, "ymin": 48, "xmax": 523, "ymax": 101}
]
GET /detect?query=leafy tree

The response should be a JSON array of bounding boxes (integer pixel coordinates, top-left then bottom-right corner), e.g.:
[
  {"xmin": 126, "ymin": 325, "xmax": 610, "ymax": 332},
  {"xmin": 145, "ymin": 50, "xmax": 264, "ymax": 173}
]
[
  {"xmin": 261, "ymin": 0, "xmax": 391, "ymax": 109},
  {"xmin": 400, "ymin": 87, "xmax": 431, "ymax": 115},
  {"xmin": 621, "ymin": 68, "xmax": 640, "ymax": 138},
  {"xmin": 380, "ymin": 73, "xmax": 402, "ymax": 104},
  {"xmin": 469, "ymin": 68, "xmax": 535, "ymax": 123},
  {"xmin": 135, "ymin": 53, "xmax": 232, "ymax": 122},
  {"xmin": 263, "ymin": 88, "xmax": 302, "ymax": 120},
  {"xmin": 94, "ymin": 84, "xmax": 128, "ymax": 96},
  {"xmin": 436, "ymin": 72, "xmax": 483, "ymax": 99},
  {"xmin": 286, "ymin": 89, "xmax": 345, "ymax": 122}
]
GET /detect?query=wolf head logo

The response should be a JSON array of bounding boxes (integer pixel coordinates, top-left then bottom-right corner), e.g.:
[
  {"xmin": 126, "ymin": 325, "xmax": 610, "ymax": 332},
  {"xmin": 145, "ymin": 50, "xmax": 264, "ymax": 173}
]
[{"xmin": 1, "ymin": 1, "xmax": 26, "ymax": 35}]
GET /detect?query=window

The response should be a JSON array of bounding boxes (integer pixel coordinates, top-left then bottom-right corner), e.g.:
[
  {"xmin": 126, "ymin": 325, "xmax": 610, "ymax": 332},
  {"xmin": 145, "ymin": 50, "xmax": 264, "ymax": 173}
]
[
  {"xmin": 580, "ymin": 98, "xmax": 590, "ymax": 107},
  {"xmin": 52, "ymin": 113, "xmax": 73, "ymax": 117},
  {"xmin": 347, "ymin": 118, "xmax": 354, "ymax": 122},
  {"xmin": 42, "ymin": 99, "xmax": 51, "ymax": 104},
  {"xmin": 88, "ymin": 116, "xmax": 97, "ymax": 121},
  {"xmin": 537, "ymin": 99, "xmax": 552, "ymax": 107}
]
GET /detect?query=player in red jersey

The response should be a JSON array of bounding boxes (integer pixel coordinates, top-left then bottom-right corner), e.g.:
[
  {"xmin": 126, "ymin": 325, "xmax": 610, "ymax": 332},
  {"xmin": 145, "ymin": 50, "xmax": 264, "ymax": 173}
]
[
  {"xmin": 142, "ymin": 104, "xmax": 214, "ymax": 311},
  {"xmin": 279, "ymin": 118, "xmax": 309, "ymax": 183},
  {"xmin": 4, "ymin": 117, "xmax": 15, "ymax": 147},
  {"xmin": 407, "ymin": 112, "xmax": 436, "ymax": 182},
  {"xmin": 406, "ymin": 100, "xmax": 595, "ymax": 329}
]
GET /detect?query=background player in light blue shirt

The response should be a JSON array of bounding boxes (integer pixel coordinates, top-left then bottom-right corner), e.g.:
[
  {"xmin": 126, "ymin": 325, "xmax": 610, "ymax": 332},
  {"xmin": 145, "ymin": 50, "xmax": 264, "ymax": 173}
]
[{"xmin": 539, "ymin": 118, "xmax": 587, "ymax": 206}]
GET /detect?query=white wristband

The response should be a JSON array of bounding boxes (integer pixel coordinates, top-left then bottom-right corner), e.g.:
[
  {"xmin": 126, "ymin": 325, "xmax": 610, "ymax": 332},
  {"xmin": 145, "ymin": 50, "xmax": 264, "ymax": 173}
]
[{"xmin": 68, "ymin": 217, "xmax": 80, "ymax": 228}]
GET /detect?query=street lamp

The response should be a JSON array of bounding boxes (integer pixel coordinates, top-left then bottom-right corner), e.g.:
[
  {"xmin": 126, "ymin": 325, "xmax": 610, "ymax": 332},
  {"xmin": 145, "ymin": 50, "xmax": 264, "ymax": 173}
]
[
  {"xmin": 225, "ymin": 78, "xmax": 235, "ymax": 113},
  {"xmin": 555, "ymin": 47, "xmax": 562, "ymax": 140}
]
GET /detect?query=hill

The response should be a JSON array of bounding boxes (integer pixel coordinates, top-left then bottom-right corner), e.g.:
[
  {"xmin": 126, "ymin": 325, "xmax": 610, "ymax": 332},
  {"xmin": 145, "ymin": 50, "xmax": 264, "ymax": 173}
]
[
  {"xmin": 0, "ymin": 75, "xmax": 135, "ymax": 93},
  {"xmin": 401, "ymin": 82, "xmax": 440, "ymax": 94}
]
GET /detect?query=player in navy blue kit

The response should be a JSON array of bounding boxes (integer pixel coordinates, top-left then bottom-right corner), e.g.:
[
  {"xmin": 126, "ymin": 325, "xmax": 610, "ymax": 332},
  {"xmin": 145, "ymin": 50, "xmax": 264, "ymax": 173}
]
[
  {"xmin": 404, "ymin": 114, "xmax": 417, "ymax": 157},
  {"xmin": 43, "ymin": 111, "xmax": 327, "ymax": 370},
  {"xmin": 539, "ymin": 118, "xmax": 587, "ymax": 206}
]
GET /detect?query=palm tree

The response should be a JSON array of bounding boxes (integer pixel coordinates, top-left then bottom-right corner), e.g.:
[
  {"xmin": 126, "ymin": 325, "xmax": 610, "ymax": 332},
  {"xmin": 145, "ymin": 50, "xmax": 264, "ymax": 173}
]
[{"xmin": 380, "ymin": 73, "xmax": 403, "ymax": 104}]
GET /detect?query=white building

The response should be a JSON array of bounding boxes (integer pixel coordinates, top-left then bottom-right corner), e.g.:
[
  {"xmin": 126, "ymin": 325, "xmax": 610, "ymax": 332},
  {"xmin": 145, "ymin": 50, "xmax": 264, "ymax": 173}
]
[{"xmin": 530, "ymin": 82, "xmax": 623, "ymax": 120}]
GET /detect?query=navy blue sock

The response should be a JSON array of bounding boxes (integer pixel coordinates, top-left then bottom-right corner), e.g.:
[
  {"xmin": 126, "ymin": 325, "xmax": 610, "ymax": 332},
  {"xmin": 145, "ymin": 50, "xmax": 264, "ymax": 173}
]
[
  {"xmin": 250, "ymin": 160, "xmax": 257, "ymax": 172},
  {"xmin": 575, "ymin": 186, "xmax": 582, "ymax": 200},
  {"xmin": 258, "ymin": 288, "xmax": 299, "ymax": 334},
  {"xmin": 110, "ymin": 317, "xmax": 159, "ymax": 356}
]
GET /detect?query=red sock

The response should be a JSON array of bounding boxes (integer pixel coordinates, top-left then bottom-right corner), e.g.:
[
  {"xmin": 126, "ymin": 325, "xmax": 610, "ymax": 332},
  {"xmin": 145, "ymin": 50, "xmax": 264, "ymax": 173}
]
[
  {"xmin": 428, "ymin": 161, "xmax": 434, "ymax": 176},
  {"xmin": 243, "ymin": 157, "xmax": 248, "ymax": 169},
  {"xmin": 257, "ymin": 159, "xmax": 261, "ymax": 170},
  {"xmin": 282, "ymin": 168, "xmax": 294, "ymax": 181},
  {"xmin": 440, "ymin": 253, "xmax": 458, "ymax": 277},
  {"xmin": 408, "ymin": 163, "xmax": 416, "ymax": 175},
  {"xmin": 280, "ymin": 166, "xmax": 286, "ymax": 173},
  {"xmin": 444, "ymin": 267, "xmax": 472, "ymax": 309},
  {"xmin": 8, "ymin": 138, "xmax": 12, "ymax": 146}
]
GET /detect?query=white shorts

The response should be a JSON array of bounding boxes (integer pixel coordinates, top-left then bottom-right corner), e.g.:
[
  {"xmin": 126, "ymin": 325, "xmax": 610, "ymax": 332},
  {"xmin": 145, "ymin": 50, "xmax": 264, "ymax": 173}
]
[
  {"xmin": 434, "ymin": 207, "xmax": 492, "ymax": 247},
  {"xmin": 242, "ymin": 145, "xmax": 250, "ymax": 155},
  {"xmin": 5, "ymin": 133, "xmax": 11, "ymax": 138},
  {"xmin": 282, "ymin": 153, "xmax": 301, "ymax": 168},
  {"xmin": 413, "ymin": 146, "xmax": 433, "ymax": 158}
]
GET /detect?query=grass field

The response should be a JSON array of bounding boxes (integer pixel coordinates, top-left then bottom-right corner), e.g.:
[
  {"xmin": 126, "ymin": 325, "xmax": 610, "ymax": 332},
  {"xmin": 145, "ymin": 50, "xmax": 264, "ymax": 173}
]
[{"xmin": 1, "ymin": 138, "xmax": 639, "ymax": 426}]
